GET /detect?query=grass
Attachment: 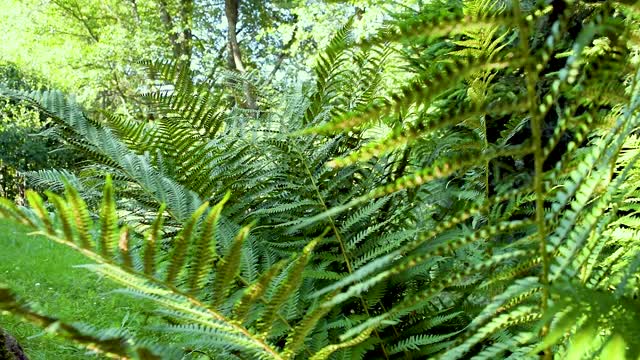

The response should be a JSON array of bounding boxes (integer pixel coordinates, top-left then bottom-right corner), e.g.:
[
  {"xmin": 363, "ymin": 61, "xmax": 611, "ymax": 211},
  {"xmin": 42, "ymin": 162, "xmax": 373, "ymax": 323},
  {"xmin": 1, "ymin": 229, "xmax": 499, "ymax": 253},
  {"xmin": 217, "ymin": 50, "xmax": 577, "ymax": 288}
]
[{"xmin": 0, "ymin": 218, "xmax": 151, "ymax": 359}]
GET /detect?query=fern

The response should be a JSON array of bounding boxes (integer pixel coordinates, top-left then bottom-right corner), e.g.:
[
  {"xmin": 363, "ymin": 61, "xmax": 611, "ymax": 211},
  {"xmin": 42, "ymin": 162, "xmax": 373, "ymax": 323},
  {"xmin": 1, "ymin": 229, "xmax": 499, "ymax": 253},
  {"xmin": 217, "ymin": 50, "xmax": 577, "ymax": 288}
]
[{"xmin": 1, "ymin": 0, "xmax": 640, "ymax": 358}]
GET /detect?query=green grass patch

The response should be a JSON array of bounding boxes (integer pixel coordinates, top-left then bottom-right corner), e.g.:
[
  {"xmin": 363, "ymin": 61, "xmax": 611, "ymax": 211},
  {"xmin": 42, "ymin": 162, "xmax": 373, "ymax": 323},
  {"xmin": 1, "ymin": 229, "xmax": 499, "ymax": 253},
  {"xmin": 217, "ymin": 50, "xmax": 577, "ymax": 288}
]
[{"xmin": 0, "ymin": 219, "xmax": 151, "ymax": 359}]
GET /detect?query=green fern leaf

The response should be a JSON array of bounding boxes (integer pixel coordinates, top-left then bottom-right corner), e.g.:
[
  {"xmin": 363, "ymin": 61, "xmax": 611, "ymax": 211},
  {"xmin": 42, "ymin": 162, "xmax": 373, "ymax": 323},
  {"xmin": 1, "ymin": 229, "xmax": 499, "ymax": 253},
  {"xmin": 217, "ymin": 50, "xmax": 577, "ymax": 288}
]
[
  {"xmin": 165, "ymin": 202, "xmax": 210, "ymax": 285},
  {"xmin": 99, "ymin": 175, "xmax": 119, "ymax": 258},
  {"xmin": 309, "ymin": 328, "xmax": 373, "ymax": 360},
  {"xmin": 46, "ymin": 192, "xmax": 77, "ymax": 245},
  {"xmin": 233, "ymin": 260, "xmax": 286, "ymax": 323},
  {"xmin": 212, "ymin": 224, "xmax": 250, "ymax": 307},
  {"xmin": 25, "ymin": 191, "xmax": 55, "ymax": 235},
  {"xmin": 186, "ymin": 192, "xmax": 230, "ymax": 294},
  {"xmin": 144, "ymin": 204, "xmax": 166, "ymax": 276},
  {"xmin": 258, "ymin": 238, "xmax": 319, "ymax": 335},
  {"xmin": 63, "ymin": 182, "xmax": 94, "ymax": 249}
]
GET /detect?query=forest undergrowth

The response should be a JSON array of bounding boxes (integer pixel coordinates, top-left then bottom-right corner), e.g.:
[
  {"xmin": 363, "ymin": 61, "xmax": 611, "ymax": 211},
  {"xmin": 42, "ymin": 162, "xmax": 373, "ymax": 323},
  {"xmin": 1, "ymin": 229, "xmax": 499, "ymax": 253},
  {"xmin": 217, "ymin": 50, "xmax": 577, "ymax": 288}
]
[{"xmin": 1, "ymin": 0, "xmax": 640, "ymax": 359}]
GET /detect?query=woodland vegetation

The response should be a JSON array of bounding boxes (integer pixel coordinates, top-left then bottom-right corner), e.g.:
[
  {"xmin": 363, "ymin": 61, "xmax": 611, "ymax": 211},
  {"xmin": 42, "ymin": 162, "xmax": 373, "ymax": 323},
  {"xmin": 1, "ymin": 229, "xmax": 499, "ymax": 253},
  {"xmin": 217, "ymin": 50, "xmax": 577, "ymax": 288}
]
[{"xmin": 1, "ymin": 0, "xmax": 640, "ymax": 359}]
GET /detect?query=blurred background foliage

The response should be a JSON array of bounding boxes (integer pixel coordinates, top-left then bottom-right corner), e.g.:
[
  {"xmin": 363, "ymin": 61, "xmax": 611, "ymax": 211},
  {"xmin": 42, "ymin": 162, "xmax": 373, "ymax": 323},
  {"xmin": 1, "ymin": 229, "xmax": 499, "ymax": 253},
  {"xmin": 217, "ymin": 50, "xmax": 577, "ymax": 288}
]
[
  {"xmin": 0, "ymin": 62, "xmax": 78, "ymax": 202},
  {"xmin": 0, "ymin": 0, "xmax": 407, "ymax": 105},
  {"xmin": 0, "ymin": 0, "xmax": 409, "ymax": 201}
]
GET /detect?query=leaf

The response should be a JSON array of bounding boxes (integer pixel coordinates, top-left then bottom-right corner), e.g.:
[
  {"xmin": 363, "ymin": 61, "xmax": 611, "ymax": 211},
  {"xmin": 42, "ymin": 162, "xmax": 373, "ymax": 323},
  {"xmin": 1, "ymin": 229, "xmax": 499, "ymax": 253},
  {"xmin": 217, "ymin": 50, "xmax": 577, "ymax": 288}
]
[
  {"xmin": 165, "ymin": 202, "xmax": 210, "ymax": 285},
  {"xmin": 99, "ymin": 175, "xmax": 119, "ymax": 258},
  {"xmin": 186, "ymin": 192, "xmax": 230, "ymax": 295},
  {"xmin": 600, "ymin": 335, "xmax": 626, "ymax": 360},
  {"xmin": 26, "ymin": 190, "xmax": 54, "ymax": 235},
  {"xmin": 309, "ymin": 329, "xmax": 373, "ymax": 360},
  {"xmin": 212, "ymin": 224, "xmax": 250, "ymax": 307},
  {"xmin": 258, "ymin": 238, "xmax": 320, "ymax": 335},
  {"xmin": 143, "ymin": 204, "xmax": 166, "ymax": 276},
  {"xmin": 63, "ymin": 183, "xmax": 94, "ymax": 249}
]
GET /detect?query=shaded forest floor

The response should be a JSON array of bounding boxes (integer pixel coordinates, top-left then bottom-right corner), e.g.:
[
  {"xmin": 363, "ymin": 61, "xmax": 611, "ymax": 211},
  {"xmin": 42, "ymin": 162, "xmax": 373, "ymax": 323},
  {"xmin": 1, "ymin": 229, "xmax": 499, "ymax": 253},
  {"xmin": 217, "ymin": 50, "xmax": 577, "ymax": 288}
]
[{"xmin": 0, "ymin": 219, "xmax": 150, "ymax": 359}]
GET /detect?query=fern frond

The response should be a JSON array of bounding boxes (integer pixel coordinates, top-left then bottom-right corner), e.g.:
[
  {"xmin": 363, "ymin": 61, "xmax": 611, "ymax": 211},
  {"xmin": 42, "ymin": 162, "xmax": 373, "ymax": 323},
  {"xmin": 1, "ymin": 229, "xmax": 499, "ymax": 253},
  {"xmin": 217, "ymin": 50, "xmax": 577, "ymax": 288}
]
[
  {"xmin": 258, "ymin": 238, "xmax": 319, "ymax": 335},
  {"xmin": 339, "ymin": 250, "xmax": 535, "ymax": 340},
  {"xmin": 389, "ymin": 331, "xmax": 461, "ymax": 355},
  {"xmin": 0, "ymin": 287, "xmax": 156, "ymax": 359},
  {"xmin": 25, "ymin": 190, "xmax": 55, "ymax": 235},
  {"xmin": 165, "ymin": 202, "xmax": 210, "ymax": 285},
  {"xmin": 98, "ymin": 175, "xmax": 119, "ymax": 257},
  {"xmin": 309, "ymin": 328, "xmax": 373, "ymax": 360},
  {"xmin": 212, "ymin": 224, "xmax": 250, "ymax": 307},
  {"xmin": 143, "ymin": 204, "xmax": 166, "ymax": 276},
  {"xmin": 186, "ymin": 192, "xmax": 230, "ymax": 294},
  {"xmin": 306, "ymin": 55, "xmax": 522, "ymax": 136},
  {"xmin": 234, "ymin": 261, "xmax": 286, "ymax": 323}
]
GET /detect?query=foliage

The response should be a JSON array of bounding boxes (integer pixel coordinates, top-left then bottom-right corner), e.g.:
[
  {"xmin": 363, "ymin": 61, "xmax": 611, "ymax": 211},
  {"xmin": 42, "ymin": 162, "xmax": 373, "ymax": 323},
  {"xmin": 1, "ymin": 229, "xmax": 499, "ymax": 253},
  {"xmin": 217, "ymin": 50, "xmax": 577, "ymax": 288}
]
[
  {"xmin": 0, "ymin": 62, "xmax": 78, "ymax": 202},
  {"xmin": 0, "ymin": 0, "xmax": 398, "ymax": 108},
  {"xmin": 1, "ymin": 0, "xmax": 640, "ymax": 359}
]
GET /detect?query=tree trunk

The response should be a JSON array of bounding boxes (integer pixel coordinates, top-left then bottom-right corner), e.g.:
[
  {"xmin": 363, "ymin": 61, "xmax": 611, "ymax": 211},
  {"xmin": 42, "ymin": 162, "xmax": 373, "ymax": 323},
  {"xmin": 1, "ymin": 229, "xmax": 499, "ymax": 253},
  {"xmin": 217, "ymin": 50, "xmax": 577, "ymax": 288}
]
[
  {"xmin": 0, "ymin": 328, "xmax": 29, "ymax": 360},
  {"xmin": 180, "ymin": 0, "xmax": 194, "ymax": 61},
  {"xmin": 224, "ymin": 0, "xmax": 257, "ymax": 110}
]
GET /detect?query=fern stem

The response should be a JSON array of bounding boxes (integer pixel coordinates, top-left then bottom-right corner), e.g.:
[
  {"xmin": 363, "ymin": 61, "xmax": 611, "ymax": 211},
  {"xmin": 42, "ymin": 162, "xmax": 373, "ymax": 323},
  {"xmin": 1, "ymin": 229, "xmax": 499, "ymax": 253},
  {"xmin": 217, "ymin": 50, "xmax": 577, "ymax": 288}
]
[{"xmin": 510, "ymin": 1, "xmax": 551, "ymax": 358}]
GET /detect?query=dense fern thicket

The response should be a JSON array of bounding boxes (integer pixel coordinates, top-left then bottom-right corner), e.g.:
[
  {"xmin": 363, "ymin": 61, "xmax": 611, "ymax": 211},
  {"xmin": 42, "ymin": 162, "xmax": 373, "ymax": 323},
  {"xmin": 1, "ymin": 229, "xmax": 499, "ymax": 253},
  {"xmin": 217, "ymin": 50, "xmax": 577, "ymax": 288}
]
[{"xmin": 1, "ymin": 0, "xmax": 640, "ymax": 359}]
